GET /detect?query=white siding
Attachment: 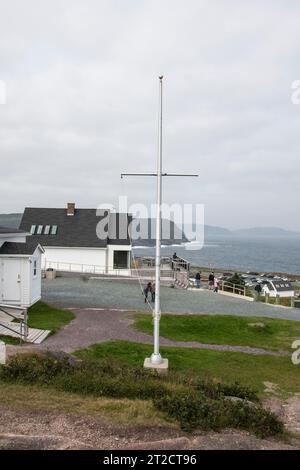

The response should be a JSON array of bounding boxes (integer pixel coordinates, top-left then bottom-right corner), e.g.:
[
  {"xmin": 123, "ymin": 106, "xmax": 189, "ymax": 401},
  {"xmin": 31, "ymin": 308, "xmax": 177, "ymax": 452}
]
[
  {"xmin": 29, "ymin": 248, "xmax": 42, "ymax": 304},
  {"xmin": 43, "ymin": 247, "xmax": 107, "ymax": 273}
]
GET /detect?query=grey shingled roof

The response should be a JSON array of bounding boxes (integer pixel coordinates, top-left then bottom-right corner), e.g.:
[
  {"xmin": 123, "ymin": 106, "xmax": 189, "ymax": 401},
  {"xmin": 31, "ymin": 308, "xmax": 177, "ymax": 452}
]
[
  {"xmin": 0, "ymin": 241, "xmax": 41, "ymax": 255},
  {"xmin": 271, "ymin": 281, "xmax": 293, "ymax": 292},
  {"xmin": 19, "ymin": 208, "xmax": 131, "ymax": 248}
]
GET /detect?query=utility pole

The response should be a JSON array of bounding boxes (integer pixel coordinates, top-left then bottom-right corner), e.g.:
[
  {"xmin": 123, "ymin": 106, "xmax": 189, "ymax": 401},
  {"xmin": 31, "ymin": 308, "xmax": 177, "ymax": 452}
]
[{"xmin": 121, "ymin": 76, "xmax": 198, "ymax": 371}]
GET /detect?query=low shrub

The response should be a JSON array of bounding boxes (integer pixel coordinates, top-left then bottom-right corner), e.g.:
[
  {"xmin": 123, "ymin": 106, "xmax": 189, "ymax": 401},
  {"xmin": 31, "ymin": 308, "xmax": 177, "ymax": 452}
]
[
  {"xmin": 225, "ymin": 400, "xmax": 284, "ymax": 437},
  {"xmin": 54, "ymin": 371, "xmax": 168, "ymax": 400},
  {"xmin": 153, "ymin": 391, "xmax": 212, "ymax": 432},
  {"xmin": 0, "ymin": 353, "xmax": 283, "ymax": 438},
  {"xmin": 153, "ymin": 391, "xmax": 283, "ymax": 437},
  {"xmin": 0, "ymin": 353, "xmax": 72, "ymax": 384},
  {"xmin": 195, "ymin": 379, "xmax": 259, "ymax": 402},
  {"xmin": 0, "ymin": 353, "xmax": 169, "ymax": 400}
]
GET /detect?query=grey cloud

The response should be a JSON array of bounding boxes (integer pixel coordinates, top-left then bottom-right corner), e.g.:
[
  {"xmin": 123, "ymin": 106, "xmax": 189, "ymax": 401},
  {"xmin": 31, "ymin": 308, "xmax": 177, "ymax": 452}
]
[{"xmin": 0, "ymin": 0, "xmax": 300, "ymax": 230}]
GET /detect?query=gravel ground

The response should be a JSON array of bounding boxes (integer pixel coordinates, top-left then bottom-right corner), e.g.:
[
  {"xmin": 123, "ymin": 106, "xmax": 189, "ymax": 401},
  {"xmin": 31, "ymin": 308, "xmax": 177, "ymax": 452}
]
[
  {"xmin": 0, "ymin": 405, "xmax": 298, "ymax": 450},
  {"xmin": 42, "ymin": 277, "xmax": 300, "ymax": 320}
]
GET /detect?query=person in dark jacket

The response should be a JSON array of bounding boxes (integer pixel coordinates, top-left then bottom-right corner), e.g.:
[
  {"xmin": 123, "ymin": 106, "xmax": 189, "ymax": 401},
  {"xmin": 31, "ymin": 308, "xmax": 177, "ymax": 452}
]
[
  {"xmin": 151, "ymin": 283, "xmax": 156, "ymax": 302},
  {"xmin": 208, "ymin": 272, "xmax": 215, "ymax": 290},
  {"xmin": 195, "ymin": 272, "xmax": 201, "ymax": 288},
  {"xmin": 143, "ymin": 282, "xmax": 152, "ymax": 303},
  {"xmin": 254, "ymin": 283, "xmax": 262, "ymax": 298}
]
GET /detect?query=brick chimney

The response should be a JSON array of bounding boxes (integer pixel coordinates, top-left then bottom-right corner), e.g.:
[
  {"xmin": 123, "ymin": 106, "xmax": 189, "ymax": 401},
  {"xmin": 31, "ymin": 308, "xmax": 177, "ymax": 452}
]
[{"xmin": 67, "ymin": 202, "xmax": 75, "ymax": 216}]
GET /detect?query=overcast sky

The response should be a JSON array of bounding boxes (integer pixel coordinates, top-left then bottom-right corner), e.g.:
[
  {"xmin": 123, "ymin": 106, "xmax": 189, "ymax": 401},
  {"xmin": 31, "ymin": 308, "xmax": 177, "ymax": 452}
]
[{"xmin": 0, "ymin": 0, "xmax": 300, "ymax": 230}]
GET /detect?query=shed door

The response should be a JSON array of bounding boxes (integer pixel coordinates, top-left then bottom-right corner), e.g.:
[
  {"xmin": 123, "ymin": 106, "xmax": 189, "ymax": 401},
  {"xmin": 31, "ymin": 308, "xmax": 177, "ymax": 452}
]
[{"xmin": 1, "ymin": 259, "xmax": 21, "ymax": 303}]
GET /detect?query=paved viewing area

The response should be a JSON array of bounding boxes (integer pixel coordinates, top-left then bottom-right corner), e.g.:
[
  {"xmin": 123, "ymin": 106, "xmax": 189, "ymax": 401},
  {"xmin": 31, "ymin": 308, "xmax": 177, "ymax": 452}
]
[{"xmin": 42, "ymin": 277, "xmax": 300, "ymax": 321}]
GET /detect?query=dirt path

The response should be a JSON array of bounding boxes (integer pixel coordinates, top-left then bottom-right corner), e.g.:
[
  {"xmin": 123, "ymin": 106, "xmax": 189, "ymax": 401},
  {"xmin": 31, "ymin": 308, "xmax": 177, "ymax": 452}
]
[
  {"xmin": 27, "ymin": 307, "xmax": 288, "ymax": 356},
  {"xmin": 0, "ymin": 405, "xmax": 298, "ymax": 450}
]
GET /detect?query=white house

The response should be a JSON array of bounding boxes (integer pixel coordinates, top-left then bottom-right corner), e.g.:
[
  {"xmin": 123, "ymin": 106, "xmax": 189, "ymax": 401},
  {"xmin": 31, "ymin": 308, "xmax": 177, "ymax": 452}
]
[
  {"xmin": 20, "ymin": 203, "xmax": 132, "ymax": 276},
  {"xmin": 0, "ymin": 226, "xmax": 44, "ymax": 307},
  {"xmin": 262, "ymin": 279, "xmax": 295, "ymax": 298}
]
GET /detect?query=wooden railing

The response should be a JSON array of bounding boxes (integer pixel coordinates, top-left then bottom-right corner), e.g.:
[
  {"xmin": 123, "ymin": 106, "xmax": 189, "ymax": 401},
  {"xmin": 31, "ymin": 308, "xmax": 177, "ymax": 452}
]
[{"xmin": 220, "ymin": 281, "xmax": 248, "ymax": 297}]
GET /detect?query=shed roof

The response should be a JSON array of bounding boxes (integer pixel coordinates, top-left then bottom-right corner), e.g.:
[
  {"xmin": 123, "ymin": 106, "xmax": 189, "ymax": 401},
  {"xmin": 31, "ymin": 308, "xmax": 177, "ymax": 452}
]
[{"xmin": 0, "ymin": 241, "xmax": 43, "ymax": 256}]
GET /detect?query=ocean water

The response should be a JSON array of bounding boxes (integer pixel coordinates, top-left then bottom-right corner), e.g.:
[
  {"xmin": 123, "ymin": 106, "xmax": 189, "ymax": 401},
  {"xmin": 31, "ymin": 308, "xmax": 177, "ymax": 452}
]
[{"xmin": 133, "ymin": 237, "xmax": 300, "ymax": 275}]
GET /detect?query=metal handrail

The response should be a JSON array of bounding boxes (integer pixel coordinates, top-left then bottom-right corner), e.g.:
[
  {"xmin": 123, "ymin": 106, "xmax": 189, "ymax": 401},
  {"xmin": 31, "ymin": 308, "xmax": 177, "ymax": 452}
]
[
  {"xmin": 0, "ymin": 304, "xmax": 27, "ymax": 341},
  {"xmin": 0, "ymin": 320, "xmax": 24, "ymax": 340},
  {"xmin": 44, "ymin": 260, "xmax": 131, "ymax": 276},
  {"xmin": 0, "ymin": 306, "xmax": 25, "ymax": 321}
]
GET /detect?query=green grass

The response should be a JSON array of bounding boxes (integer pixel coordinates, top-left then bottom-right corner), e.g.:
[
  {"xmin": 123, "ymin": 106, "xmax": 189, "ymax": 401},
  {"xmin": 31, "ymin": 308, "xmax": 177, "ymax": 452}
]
[
  {"xmin": 133, "ymin": 313, "xmax": 300, "ymax": 352},
  {"xmin": 0, "ymin": 335, "xmax": 20, "ymax": 345},
  {"xmin": 0, "ymin": 383, "xmax": 171, "ymax": 428},
  {"xmin": 75, "ymin": 340, "xmax": 300, "ymax": 395},
  {"xmin": 28, "ymin": 301, "xmax": 75, "ymax": 333}
]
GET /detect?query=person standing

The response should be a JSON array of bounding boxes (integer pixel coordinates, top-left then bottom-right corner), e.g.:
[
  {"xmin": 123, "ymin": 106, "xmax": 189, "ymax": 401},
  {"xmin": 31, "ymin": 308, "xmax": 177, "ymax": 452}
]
[
  {"xmin": 151, "ymin": 283, "xmax": 156, "ymax": 303},
  {"xmin": 144, "ymin": 282, "xmax": 152, "ymax": 303},
  {"xmin": 254, "ymin": 283, "xmax": 262, "ymax": 299},
  {"xmin": 195, "ymin": 272, "xmax": 201, "ymax": 288},
  {"xmin": 213, "ymin": 277, "xmax": 219, "ymax": 293},
  {"xmin": 208, "ymin": 272, "xmax": 215, "ymax": 290}
]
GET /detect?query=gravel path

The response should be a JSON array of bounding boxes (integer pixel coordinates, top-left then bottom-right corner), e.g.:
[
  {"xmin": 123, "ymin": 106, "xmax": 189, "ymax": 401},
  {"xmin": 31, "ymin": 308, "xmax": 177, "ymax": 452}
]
[
  {"xmin": 1, "ymin": 405, "xmax": 298, "ymax": 450},
  {"xmin": 8, "ymin": 307, "xmax": 288, "ymax": 357},
  {"xmin": 42, "ymin": 277, "xmax": 300, "ymax": 321}
]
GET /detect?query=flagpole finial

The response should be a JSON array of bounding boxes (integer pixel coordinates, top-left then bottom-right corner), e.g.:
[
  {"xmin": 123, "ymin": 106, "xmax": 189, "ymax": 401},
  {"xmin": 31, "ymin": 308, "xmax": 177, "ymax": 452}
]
[{"xmin": 159, "ymin": 75, "xmax": 163, "ymax": 80}]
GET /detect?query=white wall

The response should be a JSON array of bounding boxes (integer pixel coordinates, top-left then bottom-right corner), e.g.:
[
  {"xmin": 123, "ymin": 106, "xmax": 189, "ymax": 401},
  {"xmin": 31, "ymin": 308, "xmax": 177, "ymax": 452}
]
[
  {"xmin": 43, "ymin": 247, "xmax": 107, "ymax": 273},
  {"xmin": 30, "ymin": 248, "xmax": 42, "ymax": 304}
]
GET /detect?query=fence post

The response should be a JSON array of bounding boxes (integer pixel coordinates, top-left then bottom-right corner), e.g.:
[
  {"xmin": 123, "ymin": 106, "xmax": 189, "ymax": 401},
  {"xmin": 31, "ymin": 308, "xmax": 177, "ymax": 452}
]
[
  {"xmin": 24, "ymin": 308, "xmax": 28, "ymax": 340},
  {"xmin": 265, "ymin": 293, "xmax": 269, "ymax": 304},
  {"xmin": 291, "ymin": 297, "xmax": 295, "ymax": 308},
  {"xmin": 275, "ymin": 294, "xmax": 280, "ymax": 305}
]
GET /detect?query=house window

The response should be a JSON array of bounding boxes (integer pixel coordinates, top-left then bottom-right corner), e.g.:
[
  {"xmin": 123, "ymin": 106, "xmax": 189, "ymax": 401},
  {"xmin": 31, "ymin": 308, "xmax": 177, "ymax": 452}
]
[
  {"xmin": 44, "ymin": 225, "xmax": 51, "ymax": 235},
  {"xmin": 37, "ymin": 225, "xmax": 43, "ymax": 235},
  {"xmin": 33, "ymin": 259, "xmax": 37, "ymax": 278},
  {"xmin": 113, "ymin": 251, "xmax": 128, "ymax": 269},
  {"xmin": 30, "ymin": 225, "xmax": 36, "ymax": 234},
  {"xmin": 51, "ymin": 225, "xmax": 58, "ymax": 235}
]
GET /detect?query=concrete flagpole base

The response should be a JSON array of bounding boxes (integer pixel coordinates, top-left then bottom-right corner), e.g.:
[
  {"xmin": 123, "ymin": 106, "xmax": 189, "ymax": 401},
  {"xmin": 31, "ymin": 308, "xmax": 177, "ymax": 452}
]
[{"xmin": 144, "ymin": 357, "xmax": 169, "ymax": 373}]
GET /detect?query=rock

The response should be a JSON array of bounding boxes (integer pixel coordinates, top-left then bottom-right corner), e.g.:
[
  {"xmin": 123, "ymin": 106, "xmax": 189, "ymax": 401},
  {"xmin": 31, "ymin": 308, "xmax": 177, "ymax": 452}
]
[{"xmin": 248, "ymin": 322, "xmax": 266, "ymax": 329}]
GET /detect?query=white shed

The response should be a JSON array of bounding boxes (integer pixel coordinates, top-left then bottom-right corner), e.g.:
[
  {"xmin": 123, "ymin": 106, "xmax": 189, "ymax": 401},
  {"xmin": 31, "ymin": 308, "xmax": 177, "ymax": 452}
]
[{"xmin": 0, "ymin": 227, "xmax": 44, "ymax": 307}]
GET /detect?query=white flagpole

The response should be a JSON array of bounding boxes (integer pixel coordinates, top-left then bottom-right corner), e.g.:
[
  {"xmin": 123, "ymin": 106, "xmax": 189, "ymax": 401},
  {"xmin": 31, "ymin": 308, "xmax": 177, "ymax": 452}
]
[
  {"xmin": 151, "ymin": 75, "xmax": 164, "ymax": 365},
  {"xmin": 121, "ymin": 76, "xmax": 198, "ymax": 371}
]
